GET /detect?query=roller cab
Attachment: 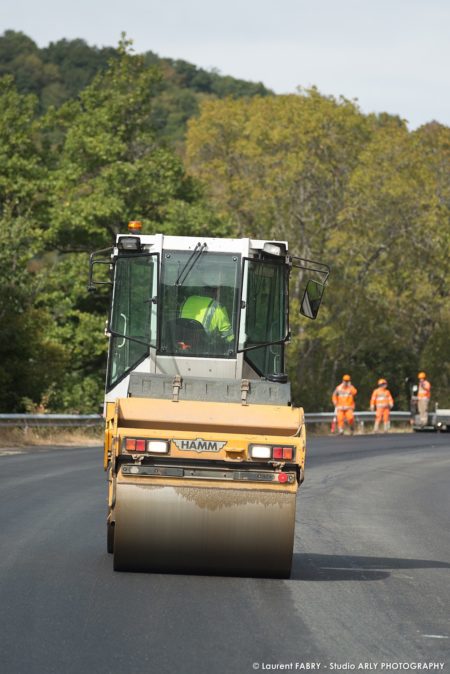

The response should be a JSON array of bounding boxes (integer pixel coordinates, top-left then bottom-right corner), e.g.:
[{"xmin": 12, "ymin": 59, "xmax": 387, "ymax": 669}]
[{"xmin": 91, "ymin": 231, "xmax": 328, "ymax": 577}]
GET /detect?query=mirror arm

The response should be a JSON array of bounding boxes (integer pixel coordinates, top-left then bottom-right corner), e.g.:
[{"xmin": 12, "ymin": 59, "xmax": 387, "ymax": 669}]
[
  {"xmin": 88, "ymin": 246, "xmax": 114, "ymax": 291},
  {"xmin": 290, "ymin": 256, "xmax": 330, "ymax": 283}
]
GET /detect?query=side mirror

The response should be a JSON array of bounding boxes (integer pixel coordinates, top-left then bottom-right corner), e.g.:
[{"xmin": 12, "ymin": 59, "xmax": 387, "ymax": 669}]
[{"xmin": 300, "ymin": 280, "xmax": 325, "ymax": 320}]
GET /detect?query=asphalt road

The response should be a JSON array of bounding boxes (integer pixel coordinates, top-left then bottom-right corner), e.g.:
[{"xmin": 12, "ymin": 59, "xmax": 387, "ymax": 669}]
[{"xmin": 0, "ymin": 432, "xmax": 449, "ymax": 674}]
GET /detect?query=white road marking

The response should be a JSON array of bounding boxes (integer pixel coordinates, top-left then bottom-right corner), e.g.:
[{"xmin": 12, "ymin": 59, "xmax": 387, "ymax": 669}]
[{"xmin": 422, "ymin": 634, "xmax": 449, "ymax": 639}]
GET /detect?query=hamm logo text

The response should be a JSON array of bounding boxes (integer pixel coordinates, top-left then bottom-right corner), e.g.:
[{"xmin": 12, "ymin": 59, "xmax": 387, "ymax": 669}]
[{"xmin": 174, "ymin": 438, "xmax": 227, "ymax": 453}]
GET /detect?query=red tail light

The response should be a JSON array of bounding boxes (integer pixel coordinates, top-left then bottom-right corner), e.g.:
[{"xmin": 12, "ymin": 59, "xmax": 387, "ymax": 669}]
[
  {"xmin": 124, "ymin": 437, "xmax": 169, "ymax": 454},
  {"xmin": 278, "ymin": 472, "xmax": 288, "ymax": 483},
  {"xmin": 271, "ymin": 446, "xmax": 294, "ymax": 460},
  {"xmin": 124, "ymin": 438, "xmax": 147, "ymax": 452}
]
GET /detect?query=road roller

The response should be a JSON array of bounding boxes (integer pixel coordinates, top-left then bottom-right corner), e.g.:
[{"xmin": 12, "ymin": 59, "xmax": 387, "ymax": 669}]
[{"xmin": 89, "ymin": 226, "xmax": 328, "ymax": 576}]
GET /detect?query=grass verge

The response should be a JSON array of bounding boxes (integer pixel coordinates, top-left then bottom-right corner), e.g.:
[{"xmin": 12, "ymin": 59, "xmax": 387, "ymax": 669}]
[{"xmin": 0, "ymin": 426, "xmax": 102, "ymax": 448}]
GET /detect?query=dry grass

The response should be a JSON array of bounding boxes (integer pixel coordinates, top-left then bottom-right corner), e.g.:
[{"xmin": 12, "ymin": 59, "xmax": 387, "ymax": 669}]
[
  {"xmin": 0, "ymin": 426, "xmax": 102, "ymax": 448},
  {"xmin": 0, "ymin": 423, "xmax": 413, "ymax": 448}
]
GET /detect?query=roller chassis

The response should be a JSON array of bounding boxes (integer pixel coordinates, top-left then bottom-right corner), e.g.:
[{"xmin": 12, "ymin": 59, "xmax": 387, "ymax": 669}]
[
  {"xmin": 105, "ymin": 393, "xmax": 305, "ymax": 577},
  {"xmin": 92, "ymin": 232, "xmax": 327, "ymax": 576}
]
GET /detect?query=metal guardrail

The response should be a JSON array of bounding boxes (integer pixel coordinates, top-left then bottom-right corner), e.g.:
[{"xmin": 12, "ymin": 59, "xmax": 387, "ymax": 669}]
[
  {"xmin": 304, "ymin": 411, "xmax": 411, "ymax": 423},
  {"xmin": 0, "ymin": 414, "xmax": 103, "ymax": 427},
  {"xmin": 0, "ymin": 411, "xmax": 411, "ymax": 427}
]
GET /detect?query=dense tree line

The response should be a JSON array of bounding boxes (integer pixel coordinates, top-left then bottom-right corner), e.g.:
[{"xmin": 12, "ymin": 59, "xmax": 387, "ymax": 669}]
[
  {"xmin": 0, "ymin": 41, "xmax": 231, "ymax": 412},
  {"xmin": 0, "ymin": 33, "xmax": 448, "ymax": 413},
  {"xmin": 0, "ymin": 30, "xmax": 271, "ymax": 143},
  {"xmin": 186, "ymin": 94, "xmax": 450, "ymax": 409}
]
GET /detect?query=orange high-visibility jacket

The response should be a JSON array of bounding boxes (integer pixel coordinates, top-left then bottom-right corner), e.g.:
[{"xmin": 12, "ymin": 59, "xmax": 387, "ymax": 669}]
[
  {"xmin": 370, "ymin": 387, "xmax": 394, "ymax": 409},
  {"xmin": 417, "ymin": 379, "xmax": 431, "ymax": 400},
  {"xmin": 332, "ymin": 383, "xmax": 357, "ymax": 410}
]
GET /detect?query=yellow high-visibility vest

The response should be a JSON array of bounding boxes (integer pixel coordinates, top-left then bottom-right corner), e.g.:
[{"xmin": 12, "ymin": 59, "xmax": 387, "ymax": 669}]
[{"xmin": 180, "ymin": 295, "xmax": 234, "ymax": 341}]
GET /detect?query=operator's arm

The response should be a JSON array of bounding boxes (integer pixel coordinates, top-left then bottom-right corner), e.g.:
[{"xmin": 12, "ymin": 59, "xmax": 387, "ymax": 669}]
[{"xmin": 211, "ymin": 304, "xmax": 234, "ymax": 342}]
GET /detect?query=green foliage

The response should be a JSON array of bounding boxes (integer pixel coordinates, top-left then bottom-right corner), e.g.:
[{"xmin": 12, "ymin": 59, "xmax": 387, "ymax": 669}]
[
  {"xmin": 36, "ymin": 46, "xmax": 229, "ymax": 411},
  {"xmin": 0, "ymin": 30, "xmax": 272, "ymax": 142},
  {"xmin": 33, "ymin": 254, "xmax": 108, "ymax": 412},
  {"xmin": 158, "ymin": 57, "xmax": 270, "ymax": 98},
  {"xmin": 0, "ymin": 304, "xmax": 66, "ymax": 411},
  {"xmin": 0, "ymin": 79, "xmax": 66, "ymax": 410},
  {"xmin": 0, "ymin": 31, "xmax": 64, "ymax": 110},
  {"xmin": 0, "ymin": 78, "xmax": 46, "ymax": 218},
  {"xmin": 42, "ymin": 38, "xmax": 117, "ymax": 99},
  {"xmin": 0, "ymin": 45, "xmax": 230, "ymax": 412},
  {"xmin": 45, "ymin": 45, "xmax": 211, "ymax": 251},
  {"xmin": 186, "ymin": 92, "xmax": 450, "ymax": 409},
  {"xmin": 0, "ymin": 31, "xmax": 448, "ymax": 415}
]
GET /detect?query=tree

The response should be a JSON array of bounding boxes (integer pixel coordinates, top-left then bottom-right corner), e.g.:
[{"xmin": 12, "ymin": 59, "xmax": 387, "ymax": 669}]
[
  {"xmin": 42, "ymin": 38, "xmax": 116, "ymax": 99},
  {"xmin": 0, "ymin": 30, "xmax": 38, "ymax": 64},
  {"xmin": 0, "ymin": 31, "xmax": 65, "ymax": 110},
  {"xmin": 0, "ymin": 45, "xmax": 231, "ymax": 412},
  {"xmin": 186, "ymin": 91, "xmax": 450, "ymax": 409},
  {"xmin": 31, "ymin": 43, "xmax": 230, "ymax": 412},
  {"xmin": 45, "ymin": 39, "xmax": 222, "ymax": 251},
  {"xmin": 186, "ymin": 90, "xmax": 373, "ymax": 406},
  {"xmin": 0, "ymin": 30, "xmax": 273, "ymax": 140},
  {"xmin": 0, "ymin": 77, "xmax": 65, "ymax": 411}
]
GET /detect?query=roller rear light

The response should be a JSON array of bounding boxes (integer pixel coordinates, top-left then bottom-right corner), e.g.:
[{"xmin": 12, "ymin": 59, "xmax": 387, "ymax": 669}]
[
  {"xmin": 125, "ymin": 438, "xmax": 146, "ymax": 452},
  {"xmin": 249, "ymin": 445, "xmax": 295, "ymax": 461},
  {"xmin": 124, "ymin": 438, "xmax": 169, "ymax": 454},
  {"xmin": 147, "ymin": 440, "xmax": 169, "ymax": 454},
  {"xmin": 250, "ymin": 445, "xmax": 272, "ymax": 459}
]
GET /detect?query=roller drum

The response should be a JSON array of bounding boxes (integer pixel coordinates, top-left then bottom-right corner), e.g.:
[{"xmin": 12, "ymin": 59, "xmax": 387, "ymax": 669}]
[{"xmin": 113, "ymin": 482, "xmax": 296, "ymax": 577}]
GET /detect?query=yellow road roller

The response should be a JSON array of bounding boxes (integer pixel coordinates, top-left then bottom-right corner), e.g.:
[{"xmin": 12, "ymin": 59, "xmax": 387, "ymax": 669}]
[{"xmin": 89, "ymin": 227, "xmax": 328, "ymax": 576}]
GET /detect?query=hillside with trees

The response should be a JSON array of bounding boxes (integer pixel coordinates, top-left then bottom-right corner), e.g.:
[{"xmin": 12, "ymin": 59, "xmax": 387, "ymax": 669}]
[
  {"xmin": 0, "ymin": 30, "xmax": 271, "ymax": 143},
  {"xmin": 0, "ymin": 31, "xmax": 448, "ymax": 413}
]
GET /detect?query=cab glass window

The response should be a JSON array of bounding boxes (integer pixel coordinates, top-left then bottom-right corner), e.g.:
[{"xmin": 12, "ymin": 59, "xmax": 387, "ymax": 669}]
[
  {"xmin": 159, "ymin": 250, "xmax": 240, "ymax": 358},
  {"xmin": 107, "ymin": 254, "xmax": 158, "ymax": 388},
  {"xmin": 241, "ymin": 259, "xmax": 287, "ymax": 377}
]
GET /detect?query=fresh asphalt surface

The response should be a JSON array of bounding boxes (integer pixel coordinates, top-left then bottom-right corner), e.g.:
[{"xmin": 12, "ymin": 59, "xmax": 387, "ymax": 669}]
[{"xmin": 0, "ymin": 433, "xmax": 449, "ymax": 674}]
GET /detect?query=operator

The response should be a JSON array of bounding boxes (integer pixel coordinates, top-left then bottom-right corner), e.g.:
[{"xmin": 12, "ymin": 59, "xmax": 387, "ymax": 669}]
[
  {"xmin": 370, "ymin": 378, "xmax": 394, "ymax": 433},
  {"xmin": 179, "ymin": 287, "xmax": 234, "ymax": 342},
  {"xmin": 332, "ymin": 374, "xmax": 357, "ymax": 435},
  {"xmin": 417, "ymin": 371, "xmax": 431, "ymax": 427}
]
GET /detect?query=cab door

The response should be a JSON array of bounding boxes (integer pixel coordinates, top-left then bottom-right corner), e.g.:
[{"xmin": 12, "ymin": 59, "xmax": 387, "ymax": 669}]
[
  {"xmin": 107, "ymin": 253, "xmax": 158, "ymax": 389},
  {"xmin": 240, "ymin": 258, "xmax": 288, "ymax": 378}
]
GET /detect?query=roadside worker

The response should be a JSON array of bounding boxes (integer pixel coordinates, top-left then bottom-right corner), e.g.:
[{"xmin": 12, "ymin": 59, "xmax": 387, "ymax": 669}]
[
  {"xmin": 417, "ymin": 371, "xmax": 431, "ymax": 427},
  {"xmin": 332, "ymin": 374, "xmax": 357, "ymax": 435},
  {"xmin": 370, "ymin": 379, "xmax": 394, "ymax": 432}
]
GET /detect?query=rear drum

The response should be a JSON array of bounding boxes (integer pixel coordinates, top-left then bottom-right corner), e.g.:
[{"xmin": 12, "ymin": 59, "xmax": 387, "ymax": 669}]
[{"xmin": 113, "ymin": 482, "xmax": 296, "ymax": 577}]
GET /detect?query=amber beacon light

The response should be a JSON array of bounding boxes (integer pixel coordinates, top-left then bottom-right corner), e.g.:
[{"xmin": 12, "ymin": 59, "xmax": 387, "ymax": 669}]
[{"xmin": 128, "ymin": 220, "xmax": 142, "ymax": 233}]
